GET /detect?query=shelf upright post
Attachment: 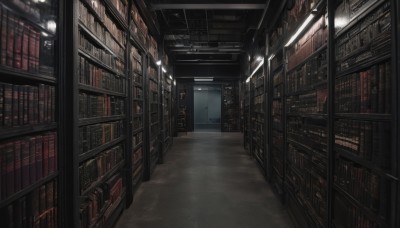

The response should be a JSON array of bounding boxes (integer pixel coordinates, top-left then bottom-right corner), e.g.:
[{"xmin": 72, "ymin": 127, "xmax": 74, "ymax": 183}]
[
  {"xmin": 391, "ymin": 0, "xmax": 400, "ymax": 226},
  {"xmin": 125, "ymin": 0, "xmax": 133, "ymax": 207},
  {"xmin": 143, "ymin": 54, "xmax": 150, "ymax": 181},
  {"xmin": 263, "ymin": 31, "xmax": 269, "ymax": 179},
  {"xmin": 327, "ymin": 0, "xmax": 336, "ymax": 227}
]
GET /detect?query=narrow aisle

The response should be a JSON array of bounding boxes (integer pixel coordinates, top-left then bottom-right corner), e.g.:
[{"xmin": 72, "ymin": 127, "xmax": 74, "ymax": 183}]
[{"xmin": 116, "ymin": 133, "xmax": 293, "ymax": 228}]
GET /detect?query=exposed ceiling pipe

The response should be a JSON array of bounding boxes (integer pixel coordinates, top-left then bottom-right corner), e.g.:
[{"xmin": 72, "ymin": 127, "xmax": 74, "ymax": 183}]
[{"xmin": 252, "ymin": 0, "xmax": 271, "ymax": 43}]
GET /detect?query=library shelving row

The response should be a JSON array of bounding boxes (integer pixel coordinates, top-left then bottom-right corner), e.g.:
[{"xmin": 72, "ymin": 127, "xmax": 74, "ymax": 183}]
[
  {"xmin": 243, "ymin": 0, "xmax": 399, "ymax": 227},
  {"xmin": 0, "ymin": 0, "xmax": 175, "ymax": 228},
  {"xmin": 222, "ymin": 83, "xmax": 240, "ymax": 132}
]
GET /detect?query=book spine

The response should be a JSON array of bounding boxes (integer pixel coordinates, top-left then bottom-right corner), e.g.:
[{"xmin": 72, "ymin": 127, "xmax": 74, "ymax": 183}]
[
  {"xmin": 21, "ymin": 139, "xmax": 30, "ymax": 188},
  {"xmin": 0, "ymin": 83, "xmax": 3, "ymax": 126},
  {"xmin": 21, "ymin": 22, "xmax": 29, "ymax": 71},
  {"xmin": 1, "ymin": 7, "xmax": 7, "ymax": 66},
  {"xmin": 48, "ymin": 132, "xmax": 55, "ymax": 174},
  {"xmin": 42, "ymin": 133, "xmax": 49, "ymax": 177},
  {"xmin": 29, "ymin": 136, "xmax": 37, "ymax": 184},
  {"xmin": 6, "ymin": 13, "xmax": 15, "ymax": 67},
  {"xmin": 5, "ymin": 142, "xmax": 15, "ymax": 197},
  {"xmin": 35, "ymin": 135, "xmax": 43, "ymax": 180},
  {"xmin": 12, "ymin": 85, "xmax": 19, "ymax": 126},
  {"xmin": 14, "ymin": 18, "xmax": 23, "ymax": 69}
]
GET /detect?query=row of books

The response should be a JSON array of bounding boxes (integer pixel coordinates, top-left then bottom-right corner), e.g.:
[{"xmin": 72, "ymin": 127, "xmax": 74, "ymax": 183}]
[
  {"xmin": 335, "ymin": 62, "xmax": 391, "ymax": 114},
  {"xmin": 133, "ymin": 116, "xmax": 143, "ymax": 130},
  {"xmin": 287, "ymin": 0, "xmax": 320, "ymax": 35},
  {"xmin": 132, "ymin": 101, "xmax": 142, "ymax": 114},
  {"xmin": 79, "ymin": 56, "xmax": 126, "ymax": 94},
  {"xmin": 133, "ymin": 132, "xmax": 143, "ymax": 147},
  {"xmin": 79, "ymin": 145, "xmax": 123, "ymax": 193},
  {"xmin": 109, "ymin": 0, "xmax": 128, "ymax": 22},
  {"xmin": 149, "ymin": 80, "xmax": 158, "ymax": 93},
  {"xmin": 287, "ymin": 14, "xmax": 327, "ymax": 70},
  {"xmin": 131, "ymin": 4, "xmax": 148, "ymax": 38},
  {"xmin": 130, "ymin": 47, "xmax": 142, "ymax": 75},
  {"xmin": 79, "ymin": 121, "xmax": 124, "ymax": 154},
  {"xmin": 335, "ymin": 2, "xmax": 390, "ymax": 61},
  {"xmin": 1, "ymin": 180, "xmax": 57, "ymax": 228},
  {"xmin": 80, "ymin": 174, "xmax": 124, "ymax": 228},
  {"xmin": 334, "ymin": 119, "xmax": 391, "ymax": 170},
  {"xmin": 253, "ymin": 94, "xmax": 264, "ymax": 113},
  {"xmin": 287, "ymin": 118, "xmax": 327, "ymax": 156},
  {"xmin": 148, "ymin": 35, "xmax": 158, "ymax": 60},
  {"xmin": 0, "ymin": 83, "xmax": 55, "ymax": 127},
  {"xmin": 0, "ymin": 132, "xmax": 57, "ymax": 201},
  {"xmin": 132, "ymin": 147, "xmax": 143, "ymax": 166},
  {"xmin": 133, "ymin": 73, "xmax": 143, "ymax": 85},
  {"xmin": 79, "ymin": 93, "xmax": 125, "ymax": 119},
  {"xmin": 273, "ymin": 68, "xmax": 283, "ymax": 87},
  {"xmin": 334, "ymin": 194, "xmax": 381, "ymax": 228},
  {"xmin": 272, "ymin": 100, "xmax": 283, "ymax": 117},
  {"xmin": 286, "ymin": 88, "xmax": 328, "ymax": 114},
  {"xmin": 336, "ymin": 2, "xmax": 391, "ymax": 73},
  {"xmin": 286, "ymin": 52, "xmax": 327, "ymax": 94},
  {"xmin": 222, "ymin": 84, "xmax": 240, "ymax": 132},
  {"xmin": 0, "ymin": 5, "xmax": 42, "ymax": 74},
  {"xmin": 334, "ymin": 157, "xmax": 384, "ymax": 213},
  {"xmin": 147, "ymin": 66, "xmax": 157, "ymax": 82},
  {"xmin": 79, "ymin": 1, "xmax": 125, "ymax": 59},
  {"xmin": 79, "ymin": 33, "xmax": 125, "ymax": 75}
]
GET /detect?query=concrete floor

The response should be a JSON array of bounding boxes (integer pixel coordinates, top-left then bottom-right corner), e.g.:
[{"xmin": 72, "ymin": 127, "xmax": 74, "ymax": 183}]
[{"xmin": 116, "ymin": 132, "xmax": 293, "ymax": 228}]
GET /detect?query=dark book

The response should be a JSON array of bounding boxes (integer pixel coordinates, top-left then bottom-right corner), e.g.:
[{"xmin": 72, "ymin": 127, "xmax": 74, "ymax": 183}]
[
  {"xmin": 5, "ymin": 142, "xmax": 15, "ymax": 196},
  {"xmin": 43, "ymin": 85, "xmax": 48, "ymax": 123},
  {"xmin": 28, "ymin": 25, "xmax": 36, "ymax": 72},
  {"xmin": 50, "ymin": 86, "xmax": 55, "ymax": 122},
  {"xmin": 28, "ymin": 136, "xmax": 36, "ymax": 184},
  {"xmin": 12, "ymin": 85, "xmax": 19, "ymax": 126},
  {"xmin": 378, "ymin": 63, "xmax": 385, "ymax": 113},
  {"xmin": 21, "ymin": 22, "xmax": 29, "ymax": 71},
  {"xmin": 14, "ymin": 140, "xmax": 22, "ymax": 192},
  {"xmin": 34, "ymin": 29, "xmax": 40, "ymax": 72},
  {"xmin": 18, "ymin": 86, "xmax": 24, "ymax": 126},
  {"xmin": 6, "ymin": 13, "xmax": 15, "ymax": 67},
  {"xmin": 39, "ymin": 184, "xmax": 46, "ymax": 216},
  {"xmin": 1, "ymin": 7, "xmax": 7, "ymax": 66},
  {"xmin": 21, "ymin": 139, "xmax": 30, "ymax": 188},
  {"xmin": 0, "ymin": 144, "xmax": 5, "ymax": 200},
  {"xmin": 384, "ymin": 62, "xmax": 391, "ymax": 113},
  {"xmin": 14, "ymin": 18, "xmax": 23, "ymax": 69},
  {"xmin": 42, "ymin": 133, "xmax": 49, "ymax": 177},
  {"xmin": 23, "ymin": 85, "xmax": 28, "ymax": 124},
  {"xmin": 31, "ymin": 188, "xmax": 40, "ymax": 224},
  {"xmin": 33, "ymin": 86, "xmax": 39, "ymax": 124},
  {"xmin": 0, "ymin": 83, "xmax": 3, "ymax": 126},
  {"xmin": 48, "ymin": 132, "xmax": 56, "ymax": 174},
  {"xmin": 38, "ymin": 84, "xmax": 45, "ymax": 123},
  {"xmin": 35, "ymin": 135, "xmax": 43, "ymax": 180}
]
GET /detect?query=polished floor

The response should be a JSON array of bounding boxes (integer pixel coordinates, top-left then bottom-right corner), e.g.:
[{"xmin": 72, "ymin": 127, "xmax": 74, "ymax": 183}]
[{"xmin": 116, "ymin": 132, "xmax": 293, "ymax": 228}]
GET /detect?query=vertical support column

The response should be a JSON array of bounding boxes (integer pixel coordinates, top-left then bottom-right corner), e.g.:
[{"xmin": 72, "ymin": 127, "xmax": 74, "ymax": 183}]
[
  {"xmin": 143, "ymin": 55, "xmax": 150, "ymax": 181},
  {"xmin": 327, "ymin": 0, "xmax": 336, "ymax": 227}
]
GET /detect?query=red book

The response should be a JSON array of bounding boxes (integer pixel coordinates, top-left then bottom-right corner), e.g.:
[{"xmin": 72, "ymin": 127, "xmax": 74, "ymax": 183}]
[
  {"xmin": 21, "ymin": 22, "xmax": 29, "ymax": 71},
  {"xmin": 35, "ymin": 135, "xmax": 43, "ymax": 180},
  {"xmin": 3, "ymin": 83, "xmax": 12, "ymax": 126},
  {"xmin": 42, "ymin": 133, "xmax": 49, "ymax": 177},
  {"xmin": 34, "ymin": 29, "xmax": 40, "ymax": 72},
  {"xmin": 28, "ymin": 25, "xmax": 36, "ymax": 72},
  {"xmin": 12, "ymin": 85, "xmax": 19, "ymax": 126},
  {"xmin": 33, "ymin": 86, "xmax": 39, "ymax": 124},
  {"xmin": 14, "ymin": 139, "xmax": 22, "ymax": 192},
  {"xmin": 48, "ymin": 132, "xmax": 55, "ymax": 174},
  {"xmin": 21, "ymin": 139, "xmax": 30, "ymax": 188},
  {"xmin": 14, "ymin": 18, "xmax": 23, "ymax": 69},
  {"xmin": 6, "ymin": 13, "xmax": 15, "ymax": 67},
  {"xmin": 28, "ymin": 136, "xmax": 36, "ymax": 184},
  {"xmin": 5, "ymin": 141, "xmax": 15, "ymax": 197}
]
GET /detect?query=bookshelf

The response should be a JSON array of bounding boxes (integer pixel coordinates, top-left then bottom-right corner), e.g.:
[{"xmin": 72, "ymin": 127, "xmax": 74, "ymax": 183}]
[
  {"xmin": 128, "ymin": 21, "xmax": 145, "ymax": 202},
  {"xmin": 222, "ymin": 83, "xmax": 240, "ymax": 132},
  {"xmin": 162, "ymin": 72, "xmax": 172, "ymax": 155},
  {"xmin": 145, "ymin": 57, "xmax": 160, "ymax": 180},
  {"xmin": 243, "ymin": 78, "xmax": 251, "ymax": 153},
  {"xmin": 332, "ymin": 0, "xmax": 396, "ymax": 227},
  {"xmin": 250, "ymin": 56, "xmax": 266, "ymax": 169},
  {"xmin": 73, "ymin": 0, "xmax": 128, "ymax": 227},
  {"xmin": 0, "ymin": 0, "xmax": 60, "ymax": 227}
]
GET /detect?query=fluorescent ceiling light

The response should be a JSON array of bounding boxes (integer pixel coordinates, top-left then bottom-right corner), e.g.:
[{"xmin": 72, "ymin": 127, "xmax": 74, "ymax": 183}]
[
  {"xmin": 245, "ymin": 77, "xmax": 251, "ymax": 83},
  {"xmin": 173, "ymin": 80, "xmax": 176, "ymax": 85},
  {"xmin": 250, "ymin": 59, "xmax": 264, "ymax": 77},
  {"xmin": 169, "ymin": 75, "xmax": 173, "ymax": 80},
  {"xmin": 194, "ymin": 78, "xmax": 213, "ymax": 82},
  {"xmin": 285, "ymin": 14, "xmax": 314, "ymax": 47},
  {"xmin": 162, "ymin": 67, "xmax": 167, "ymax": 73},
  {"xmin": 156, "ymin": 60, "xmax": 162, "ymax": 65},
  {"xmin": 256, "ymin": 56, "xmax": 263, "ymax": 61},
  {"xmin": 268, "ymin": 54, "xmax": 275, "ymax": 61}
]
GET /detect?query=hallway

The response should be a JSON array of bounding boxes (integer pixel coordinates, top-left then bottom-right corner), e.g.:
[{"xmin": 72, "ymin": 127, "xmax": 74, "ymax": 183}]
[{"xmin": 116, "ymin": 133, "xmax": 293, "ymax": 228}]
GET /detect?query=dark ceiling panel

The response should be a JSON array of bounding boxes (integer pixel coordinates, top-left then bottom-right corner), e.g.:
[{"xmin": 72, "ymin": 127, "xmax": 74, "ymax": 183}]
[
  {"xmin": 152, "ymin": 4, "xmax": 266, "ymax": 10},
  {"xmin": 175, "ymin": 64, "xmax": 241, "ymax": 78}
]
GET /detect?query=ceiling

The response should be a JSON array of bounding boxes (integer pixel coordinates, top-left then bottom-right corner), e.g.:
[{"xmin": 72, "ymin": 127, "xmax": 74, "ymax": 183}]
[{"xmin": 148, "ymin": 0, "xmax": 283, "ymax": 68}]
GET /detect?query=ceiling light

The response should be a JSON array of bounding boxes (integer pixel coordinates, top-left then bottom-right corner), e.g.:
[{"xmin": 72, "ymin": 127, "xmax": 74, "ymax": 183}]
[
  {"xmin": 162, "ymin": 67, "xmax": 167, "ymax": 73},
  {"xmin": 194, "ymin": 78, "xmax": 213, "ymax": 82},
  {"xmin": 256, "ymin": 56, "xmax": 263, "ymax": 62},
  {"xmin": 169, "ymin": 75, "xmax": 173, "ymax": 80},
  {"xmin": 285, "ymin": 14, "xmax": 315, "ymax": 47},
  {"xmin": 245, "ymin": 76, "xmax": 251, "ymax": 83},
  {"xmin": 156, "ymin": 60, "xmax": 162, "ymax": 66}
]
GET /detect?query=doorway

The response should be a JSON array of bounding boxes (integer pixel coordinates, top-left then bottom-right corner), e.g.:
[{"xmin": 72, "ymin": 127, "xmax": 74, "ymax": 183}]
[{"xmin": 193, "ymin": 85, "xmax": 221, "ymax": 132}]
